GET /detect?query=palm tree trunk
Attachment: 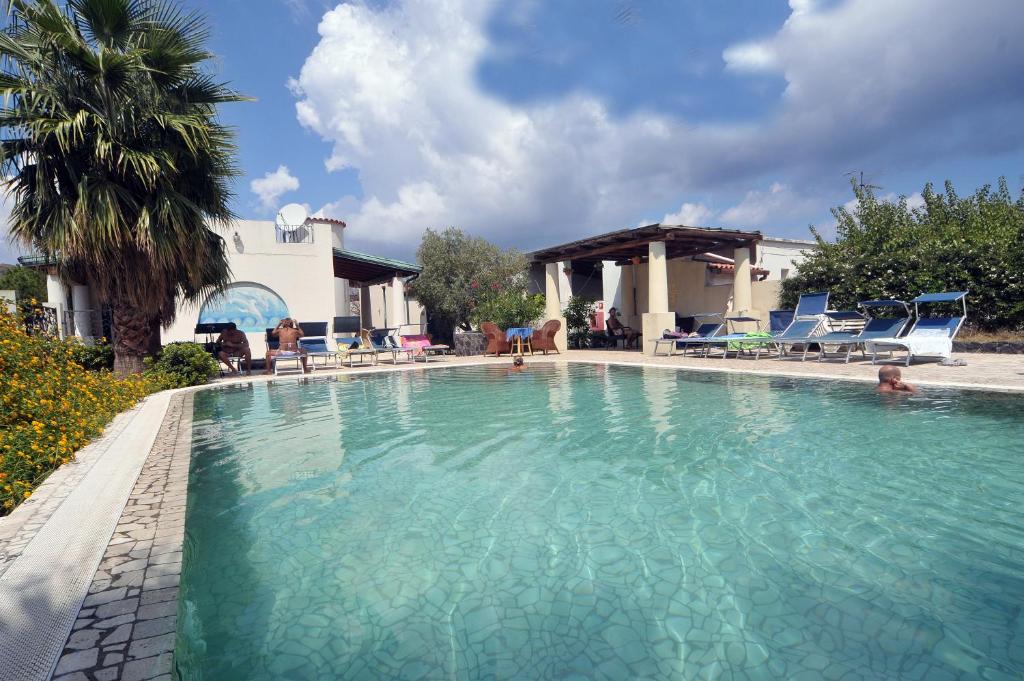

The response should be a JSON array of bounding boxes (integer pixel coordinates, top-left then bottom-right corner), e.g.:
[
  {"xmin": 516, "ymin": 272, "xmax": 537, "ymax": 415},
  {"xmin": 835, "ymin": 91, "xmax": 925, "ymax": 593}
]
[{"xmin": 112, "ymin": 305, "xmax": 151, "ymax": 376}]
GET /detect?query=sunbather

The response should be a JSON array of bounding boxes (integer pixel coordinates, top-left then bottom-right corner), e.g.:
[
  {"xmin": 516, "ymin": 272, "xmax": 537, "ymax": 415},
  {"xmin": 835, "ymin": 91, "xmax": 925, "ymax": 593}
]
[
  {"xmin": 265, "ymin": 317, "xmax": 308, "ymax": 374},
  {"xmin": 216, "ymin": 322, "xmax": 251, "ymax": 375},
  {"xmin": 877, "ymin": 366, "xmax": 917, "ymax": 394}
]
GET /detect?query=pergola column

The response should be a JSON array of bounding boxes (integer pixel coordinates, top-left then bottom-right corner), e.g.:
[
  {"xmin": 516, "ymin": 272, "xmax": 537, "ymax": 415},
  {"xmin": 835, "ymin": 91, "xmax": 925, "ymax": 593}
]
[
  {"xmin": 731, "ymin": 245, "xmax": 756, "ymax": 331},
  {"xmin": 544, "ymin": 263, "xmax": 568, "ymax": 351},
  {"xmin": 641, "ymin": 241, "xmax": 675, "ymax": 354},
  {"xmin": 386, "ymin": 276, "xmax": 406, "ymax": 329},
  {"xmin": 618, "ymin": 264, "xmax": 634, "ymax": 326}
]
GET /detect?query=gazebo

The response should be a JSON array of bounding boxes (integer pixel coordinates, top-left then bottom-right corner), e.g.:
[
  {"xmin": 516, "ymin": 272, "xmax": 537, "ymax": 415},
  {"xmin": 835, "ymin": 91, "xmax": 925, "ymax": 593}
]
[{"xmin": 531, "ymin": 224, "xmax": 762, "ymax": 352}]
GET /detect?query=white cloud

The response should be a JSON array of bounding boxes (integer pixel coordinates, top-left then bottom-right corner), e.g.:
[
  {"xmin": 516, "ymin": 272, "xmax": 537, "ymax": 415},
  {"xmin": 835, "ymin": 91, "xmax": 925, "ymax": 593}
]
[
  {"xmin": 290, "ymin": 0, "xmax": 1024, "ymax": 254},
  {"xmin": 718, "ymin": 183, "xmax": 824, "ymax": 227},
  {"xmin": 250, "ymin": 165, "xmax": 300, "ymax": 211},
  {"xmin": 661, "ymin": 202, "xmax": 714, "ymax": 226},
  {"xmin": 722, "ymin": 42, "xmax": 778, "ymax": 73}
]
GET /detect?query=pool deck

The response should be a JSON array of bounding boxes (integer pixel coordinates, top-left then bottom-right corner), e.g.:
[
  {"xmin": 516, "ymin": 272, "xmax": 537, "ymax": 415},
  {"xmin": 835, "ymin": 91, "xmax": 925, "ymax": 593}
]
[{"xmin": 0, "ymin": 350, "xmax": 1020, "ymax": 680}]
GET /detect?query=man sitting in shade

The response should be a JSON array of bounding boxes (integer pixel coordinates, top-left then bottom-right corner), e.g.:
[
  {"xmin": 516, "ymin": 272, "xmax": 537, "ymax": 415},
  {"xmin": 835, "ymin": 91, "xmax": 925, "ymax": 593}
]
[
  {"xmin": 265, "ymin": 317, "xmax": 308, "ymax": 374},
  {"xmin": 606, "ymin": 307, "xmax": 640, "ymax": 349},
  {"xmin": 216, "ymin": 322, "xmax": 251, "ymax": 376}
]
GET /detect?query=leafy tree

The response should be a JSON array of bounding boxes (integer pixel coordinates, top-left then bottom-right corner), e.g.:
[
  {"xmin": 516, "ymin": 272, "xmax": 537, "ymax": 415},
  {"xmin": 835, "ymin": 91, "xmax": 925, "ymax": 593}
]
[
  {"xmin": 781, "ymin": 179, "xmax": 1024, "ymax": 332},
  {"xmin": 0, "ymin": 265, "xmax": 45, "ymax": 302},
  {"xmin": 0, "ymin": 0, "xmax": 246, "ymax": 374},
  {"xmin": 410, "ymin": 227, "xmax": 532, "ymax": 342}
]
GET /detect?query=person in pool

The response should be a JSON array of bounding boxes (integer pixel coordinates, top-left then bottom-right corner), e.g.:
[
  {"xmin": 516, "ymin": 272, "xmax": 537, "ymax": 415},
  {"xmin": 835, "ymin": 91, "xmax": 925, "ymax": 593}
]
[
  {"xmin": 266, "ymin": 317, "xmax": 308, "ymax": 374},
  {"xmin": 877, "ymin": 365, "xmax": 917, "ymax": 394},
  {"xmin": 510, "ymin": 356, "xmax": 525, "ymax": 372}
]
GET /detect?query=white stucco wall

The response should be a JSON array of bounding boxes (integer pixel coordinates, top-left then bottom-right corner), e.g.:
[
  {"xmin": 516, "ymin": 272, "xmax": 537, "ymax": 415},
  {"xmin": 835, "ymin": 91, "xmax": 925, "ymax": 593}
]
[
  {"xmin": 162, "ymin": 219, "xmax": 342, "ymax": 357},
  {"xmin": 757, "ymin": 238, "xmax": 817, "ymax": 280}
]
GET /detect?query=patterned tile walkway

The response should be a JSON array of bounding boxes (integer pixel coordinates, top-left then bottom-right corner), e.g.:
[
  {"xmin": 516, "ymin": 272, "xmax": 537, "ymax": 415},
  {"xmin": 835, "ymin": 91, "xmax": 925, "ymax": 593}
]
[{"xmin": 49, "ymin": 394, "xmax": 192, "ymax": 681}]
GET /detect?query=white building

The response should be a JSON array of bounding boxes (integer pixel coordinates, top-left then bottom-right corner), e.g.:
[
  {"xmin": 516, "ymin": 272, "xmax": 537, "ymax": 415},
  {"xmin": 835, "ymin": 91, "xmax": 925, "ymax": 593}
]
[
  {"xmin": 30, "ymin": 215, "xmax": 424, "ymax": 357},
  {"xmin": 757, "ymin": 236, "xmax": 817, "ymax": 281}
]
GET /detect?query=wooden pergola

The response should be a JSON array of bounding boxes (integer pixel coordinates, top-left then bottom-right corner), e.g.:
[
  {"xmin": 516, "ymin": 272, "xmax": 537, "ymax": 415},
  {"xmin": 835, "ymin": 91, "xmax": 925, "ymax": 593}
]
[
  {"xmin": 531, "ymin": 224, "xmax": 762, "ymax": 353},
  {"xmin": 531, "ymin": 224, "xmax": 761, "ymax": 265}
]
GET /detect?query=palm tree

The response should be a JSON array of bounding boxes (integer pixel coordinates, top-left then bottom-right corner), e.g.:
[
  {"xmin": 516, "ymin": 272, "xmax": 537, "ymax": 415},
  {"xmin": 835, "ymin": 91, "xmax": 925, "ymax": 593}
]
[{"xmin": 0, "ymin": 0, "xmax": 246, "ymax": 374}]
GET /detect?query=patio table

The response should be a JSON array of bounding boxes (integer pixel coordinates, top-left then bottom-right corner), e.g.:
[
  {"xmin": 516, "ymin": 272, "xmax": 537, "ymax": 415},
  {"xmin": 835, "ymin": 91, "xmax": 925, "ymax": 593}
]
[{"xmin": 506, "ymin": 327, "xmax": 534, "ymax": 355}]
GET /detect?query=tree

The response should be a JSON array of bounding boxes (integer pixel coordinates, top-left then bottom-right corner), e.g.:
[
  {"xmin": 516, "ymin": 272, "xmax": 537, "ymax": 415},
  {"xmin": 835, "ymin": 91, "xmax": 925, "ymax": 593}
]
[
  {"xmin": 0, "ymin": 0, "xmax": 246, "ymax": 374},
  {"xmin": 781, "ymin": 178, "xmax": 1024, "ymax": 332},
  {"xmin": 0, "ymin": 265, "xmax": 45, "ymax": 302},
  {"xmin": 409, "ymin": 227, "xmax": 531, "ymax": 342}
]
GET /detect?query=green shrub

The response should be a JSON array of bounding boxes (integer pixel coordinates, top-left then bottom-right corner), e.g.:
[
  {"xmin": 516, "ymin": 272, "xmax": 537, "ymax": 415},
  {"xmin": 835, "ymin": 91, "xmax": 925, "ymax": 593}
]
[
  {"xmin": 563, "ymin": 296, "xmax": 595, "ymax": 348},
  {"xmin": 70, "ymin": 339, "xmax": 114, "ymax": 371},
  {"xmin": 0, "ymin": 309, "xmax": 148, "ymax": 514},
  {"xmin": 147, "ymin": 342, "xmax": 219, "ymax": 388},
  {"xmin": 475, "ymin": 290, "xmax": 546, "ymax": 330},
  {"xmin": 782, "ymin": 178, "xmax": 1024, "ymax": 331}
]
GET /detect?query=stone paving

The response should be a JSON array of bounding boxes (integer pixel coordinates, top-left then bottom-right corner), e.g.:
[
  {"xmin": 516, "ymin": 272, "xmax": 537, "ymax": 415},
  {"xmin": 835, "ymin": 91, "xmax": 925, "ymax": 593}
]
[{"xmin": 50, "ymin": 394, "xmax": 192, "ymax": 681}]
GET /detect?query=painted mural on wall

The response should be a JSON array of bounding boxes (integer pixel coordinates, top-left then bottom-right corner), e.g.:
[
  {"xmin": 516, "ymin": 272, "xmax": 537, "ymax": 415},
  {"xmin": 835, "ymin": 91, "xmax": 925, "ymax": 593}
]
[{"xmin": 198, "ymin": 283, "xmax": 289, "ymax": 333}]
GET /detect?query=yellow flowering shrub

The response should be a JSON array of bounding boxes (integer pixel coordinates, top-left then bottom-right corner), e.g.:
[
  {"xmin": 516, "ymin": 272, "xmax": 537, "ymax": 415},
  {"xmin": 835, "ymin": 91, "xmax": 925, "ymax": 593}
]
[{"xmin": 0, "ymin": 309, "xmax": 150, "ymax": 515}]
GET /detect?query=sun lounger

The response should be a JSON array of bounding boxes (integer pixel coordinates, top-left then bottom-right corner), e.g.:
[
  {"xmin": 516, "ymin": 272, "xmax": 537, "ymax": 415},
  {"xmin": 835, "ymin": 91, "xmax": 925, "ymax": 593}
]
[
  {"xmin": 653, "ymin": 313, "xmax": 724, "ymax": 356},
  {"xmin": 865, "ymin": 291, "xmax": 968, "ymax": 366},
  {"xmin": 297, "ymin": 336, "xmax": 340, "ymax": 370},
  {"xmin": 795, "ymin": 300, "xmax": 911, "ymax": 362},
  {"xmin": 737, "ymin": 319, "xmax": 826, "ymax": 359},
  {"xmin": 363, "ymin": 329, "xmax": 414, "ymax": 364},
  {"xmin": 701, "ymin": 292, "xmax": 830, "ymax": 359},
  {"xmin": 400, "ymin": 334, "xmax": 449, "ymax": 362}
]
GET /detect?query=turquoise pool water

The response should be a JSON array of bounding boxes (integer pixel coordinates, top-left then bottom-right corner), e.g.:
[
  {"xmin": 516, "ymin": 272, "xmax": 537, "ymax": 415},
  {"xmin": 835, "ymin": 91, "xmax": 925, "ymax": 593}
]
[{"xmin": 177, "ymin": 365, "xmax": 1024, "ymax": 681}]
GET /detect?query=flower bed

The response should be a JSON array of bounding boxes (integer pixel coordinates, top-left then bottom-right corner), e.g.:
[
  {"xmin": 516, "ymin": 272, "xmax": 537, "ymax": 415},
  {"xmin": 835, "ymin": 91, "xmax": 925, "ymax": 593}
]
[{"xmin": 0, "ymin": 310, "xmax": 150, "ymax": 514}]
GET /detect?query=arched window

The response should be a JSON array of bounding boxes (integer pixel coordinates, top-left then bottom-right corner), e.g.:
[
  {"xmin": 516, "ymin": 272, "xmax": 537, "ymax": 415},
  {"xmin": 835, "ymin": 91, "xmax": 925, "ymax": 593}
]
[{"xmin": 198, "ymin": 283, "xmax": 289, "ymax": 333}]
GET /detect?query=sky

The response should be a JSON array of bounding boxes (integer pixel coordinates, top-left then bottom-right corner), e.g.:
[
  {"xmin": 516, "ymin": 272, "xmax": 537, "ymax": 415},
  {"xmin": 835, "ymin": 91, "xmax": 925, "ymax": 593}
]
[{"xmin": 3, "ymin": 0, "xmax": 1024, "ymax": 264}]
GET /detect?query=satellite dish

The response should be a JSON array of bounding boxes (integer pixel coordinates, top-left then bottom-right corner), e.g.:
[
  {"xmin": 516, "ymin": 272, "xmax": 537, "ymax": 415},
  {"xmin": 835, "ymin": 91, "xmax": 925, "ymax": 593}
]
[{"xmin": 276, "ymin": 203, "xmax": 308, "ymax": 233}]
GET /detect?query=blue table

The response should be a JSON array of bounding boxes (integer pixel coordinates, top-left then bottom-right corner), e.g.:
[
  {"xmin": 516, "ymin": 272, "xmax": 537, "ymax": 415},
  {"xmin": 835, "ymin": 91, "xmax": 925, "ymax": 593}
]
[{"xmin": 506, "ymin": 327, "xmax": 534, "ymax": 355}]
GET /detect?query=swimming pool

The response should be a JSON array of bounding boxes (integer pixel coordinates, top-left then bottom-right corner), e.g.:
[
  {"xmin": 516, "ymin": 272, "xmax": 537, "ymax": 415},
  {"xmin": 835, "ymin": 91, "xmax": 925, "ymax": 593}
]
[{"xmin": 176, "ymin": 364, "xmax": 1024, "ymax": 680}]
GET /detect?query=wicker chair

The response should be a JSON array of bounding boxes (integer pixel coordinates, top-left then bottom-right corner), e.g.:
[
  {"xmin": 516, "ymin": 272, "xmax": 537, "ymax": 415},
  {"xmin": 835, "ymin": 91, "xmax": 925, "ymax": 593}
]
[
  {"xmin": 531, "ymin": 319, "xmax": 561, "ymax": 354},
  {"xmin": 481, "ymin": 322, "xmax": 512, "ymax": 356}
]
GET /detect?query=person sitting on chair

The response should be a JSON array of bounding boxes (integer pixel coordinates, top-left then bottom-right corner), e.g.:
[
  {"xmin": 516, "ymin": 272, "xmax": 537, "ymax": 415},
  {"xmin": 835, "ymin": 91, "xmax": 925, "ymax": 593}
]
[
  {"xmin": 606, "ymin": 307, "xmax": 639, "ymax": 349},
  {"xmin": 216, "ymin": 323, "xmax": 251, "ymax": 375},
  {"xmin": 266, "ymin": 317, "xmax": 308, "ymax": 374}
]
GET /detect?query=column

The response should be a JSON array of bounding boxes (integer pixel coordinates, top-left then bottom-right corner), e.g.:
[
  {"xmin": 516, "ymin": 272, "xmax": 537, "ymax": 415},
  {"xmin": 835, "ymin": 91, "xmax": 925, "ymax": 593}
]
[
  {"xmin": 618, "ymin": 264, "xmax": 634, "ymax": 326},
  {"xmin": 558, "ymin": 261, "xmax": 572, "ymax": 306},
  {"xmin": 71, "ymin": 284, "xmax": 93, "ymax": 338},
  {"xmin": 386, "ymin": 276, "xmax": 406, "ymax": 330},
  {"xmin": 641, "ymin": 241, "xmax": 676, "ymax": 354},
  {"xmin": 544, "ymin": 263, "xmax": 568, "ymax": 351},
  {"xmin": 45, "ymin": 270, "xmax": 67, "ymax": 307},
  {"xmin": 731, "ymin": 245, "xmax": 757, "ymax": 331},
  {"xmin": 732, "ymin": 246, "xmax": 752, "ymax": 313}
]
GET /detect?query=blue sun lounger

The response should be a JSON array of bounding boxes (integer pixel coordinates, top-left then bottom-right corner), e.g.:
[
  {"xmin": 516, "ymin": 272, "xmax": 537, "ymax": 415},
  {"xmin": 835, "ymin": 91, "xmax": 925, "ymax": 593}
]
[
  {"xmin": 865, "ymin": 291, "xmax": 968, "ymax": 366},
  {"xmin": 702, "ymin": 292, "xmax": 830, "ymax": 359},
  {"xmin": 794, "ymin": 300, "xmax": 911, "ymax": 362},
  {"xmin": 652, "ymin": 313, "xmax": 725, "ymax": 356}
]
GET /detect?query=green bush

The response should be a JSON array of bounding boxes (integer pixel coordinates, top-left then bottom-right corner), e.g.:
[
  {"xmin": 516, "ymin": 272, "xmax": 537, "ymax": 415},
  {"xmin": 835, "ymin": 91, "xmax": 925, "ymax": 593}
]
[
  {"xmin": 70, "ymin": 339, "xmax": 114, "ymax": 371},
  {"xmin": 147, "ymin": 342, "xmax": 219, "ymax": 388},
  {"xmin": 475, "ymin": 290, "xmax": 547, "ymax": 330},
  {"xmin": 564, "ymin": 296, "xmax": 595, "ymax": 348},
  {"xmin": 782, "ymin": 178, "xmax": 1024, "ymax": 331},
  {"xmin": 0, "ymin": 309, "xmax": 148, "ymax": 514}
]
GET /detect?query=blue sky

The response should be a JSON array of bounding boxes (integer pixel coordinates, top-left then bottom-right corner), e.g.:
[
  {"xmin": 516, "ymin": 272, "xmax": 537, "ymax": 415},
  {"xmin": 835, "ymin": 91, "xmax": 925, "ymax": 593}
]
[{"xmin": 3, "ymin": 0, "xmax": 1024, "ymax": 263}]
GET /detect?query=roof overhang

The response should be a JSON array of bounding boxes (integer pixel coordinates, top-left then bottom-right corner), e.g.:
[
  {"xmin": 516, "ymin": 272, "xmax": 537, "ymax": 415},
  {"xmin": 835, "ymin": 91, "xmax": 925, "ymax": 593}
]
[
  {"xmin": 332, "ymin": 249, "xmax": 421, "ymax": 285},
  {"xmin": 530, "ymin": 224, "xmax": 762, "ymax": 265},
  {"xmin": 16, "ymin": 254, "xmax": 55, "ymax": 269}
]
